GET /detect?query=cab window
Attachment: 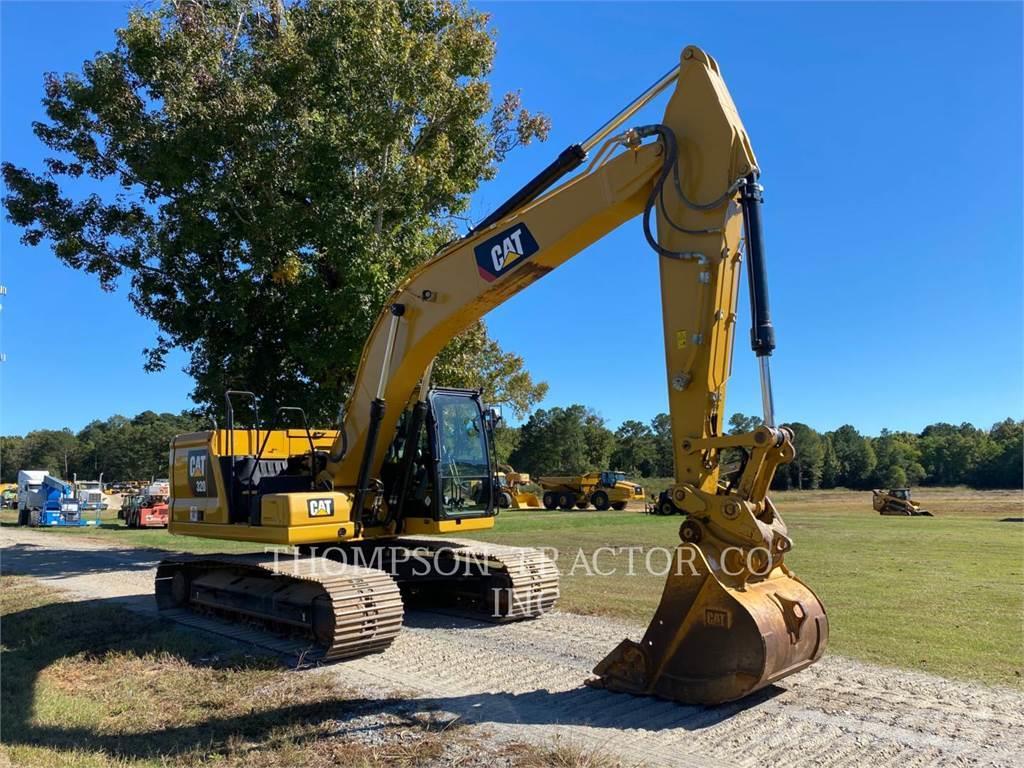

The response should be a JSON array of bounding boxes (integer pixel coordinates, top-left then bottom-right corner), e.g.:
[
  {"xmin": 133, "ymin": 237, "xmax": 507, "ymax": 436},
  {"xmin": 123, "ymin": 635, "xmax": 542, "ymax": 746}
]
[{"xmin": 432, "ymin": 393, "xmax": 491, "ymax": 517}]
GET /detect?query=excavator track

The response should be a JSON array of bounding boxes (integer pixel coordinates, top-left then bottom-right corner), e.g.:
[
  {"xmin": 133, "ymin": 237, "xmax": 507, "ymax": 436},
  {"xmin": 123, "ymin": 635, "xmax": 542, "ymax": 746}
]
[
  {"xmin": 155, "ymin": 553, "xmax": 403, "ymax": 662},
  {"xmin": 388, "ymin": 537, "xmax": 560, "ymax": 620}
]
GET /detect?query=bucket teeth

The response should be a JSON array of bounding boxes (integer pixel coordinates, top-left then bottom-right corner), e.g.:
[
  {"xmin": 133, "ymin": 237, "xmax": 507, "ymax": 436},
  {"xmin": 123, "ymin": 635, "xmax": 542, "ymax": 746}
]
[{"xmin": 591, "ymin": 543, "xmax": 828, "ymax": 705}]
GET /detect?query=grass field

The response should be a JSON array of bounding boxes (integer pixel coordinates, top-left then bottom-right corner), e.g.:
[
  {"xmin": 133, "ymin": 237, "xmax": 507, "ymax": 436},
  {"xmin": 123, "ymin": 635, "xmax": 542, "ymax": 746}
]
[
  {"xmin": 461, "ymin": 487, "xmax": 1024, "ymax": 687},
  {"xmin": 3, "ymin": 487, "xmax": 1021, "ymax": 687}
]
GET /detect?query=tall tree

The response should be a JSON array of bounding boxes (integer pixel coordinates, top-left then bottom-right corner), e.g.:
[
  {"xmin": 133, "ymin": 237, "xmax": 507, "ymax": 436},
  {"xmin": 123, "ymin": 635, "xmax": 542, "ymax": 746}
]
[
  {"xmin": 0, "ymin": 436, "xmax": 26, "ymax": 483},
  {"xmin": 431, "ymin": 321, "xmax": 548, "ymax": 418},
  {"xmin": 977, "ymin": 418, "xmax": 1024, "ymax": 489},
  {"xmin": 509, "ymin": 405, "xmax": 614, "ymax": 477},
  {"xmin": 13, "ymin": 429, "xmax": 82, "ymax": 479},
  {"xmin": 870, "ymin": 429, "xmax": 925, "ymax": 488},
  {"xmin": 649, "ymin": 413, "xmax": 674, "ymax": 477},
  {"xmin": 918, "ymin": 423, "xmax": 986, "ymax": 486},
  {"xmin": 784, "ymin": 422, "xmax": 824, "ymax": 490},
  {"xmin": 820, "ymin": 435, "xmax": 840, "ymax": 489},
  {"xmin": 610, "ymin": 420, "xmax": 656, "ymax": 476},
  {"xmin": 728, "ymin": 412, "xmax": 761, "ymax": 435},
  {"xmin": 490, "ymin": 424, "xmax": 520, "ymax": 467},
  {"xmin": 829, "ymin": 425, "xmax": 877, "ymax": 489},
  {"xmin": 3, "ymin": 0, "xmax": 549, "ymax": 422}
]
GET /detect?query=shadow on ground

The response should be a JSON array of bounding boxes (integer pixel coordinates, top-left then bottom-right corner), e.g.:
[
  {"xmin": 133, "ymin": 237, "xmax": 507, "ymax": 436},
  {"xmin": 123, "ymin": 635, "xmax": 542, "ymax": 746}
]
[
  {"xmin": 1, "ymin": 592, "xmax": 771, "ymax": 762},
  {"xmin": 0, "ymin": 541, "xmax": 168, "ymax": 578}
]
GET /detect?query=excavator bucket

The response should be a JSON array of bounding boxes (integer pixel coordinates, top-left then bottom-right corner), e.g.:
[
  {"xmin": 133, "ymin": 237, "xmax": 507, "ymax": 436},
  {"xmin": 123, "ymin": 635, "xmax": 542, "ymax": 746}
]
[{"xmin": 591, "ymin": 543, "xmax": 828, "ymax": 705}]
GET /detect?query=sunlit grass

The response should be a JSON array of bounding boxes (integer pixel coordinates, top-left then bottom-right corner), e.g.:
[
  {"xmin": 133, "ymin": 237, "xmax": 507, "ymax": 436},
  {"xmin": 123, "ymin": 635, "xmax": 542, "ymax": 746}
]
[{"xmin": 465, "ymin": 487, "xmax": 1024, "ymax": 686}]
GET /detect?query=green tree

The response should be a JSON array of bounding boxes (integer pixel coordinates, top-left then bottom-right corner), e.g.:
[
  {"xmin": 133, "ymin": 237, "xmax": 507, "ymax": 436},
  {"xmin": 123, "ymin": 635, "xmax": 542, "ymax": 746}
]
[
  {"xmin": 918, "ymin": 423, "xmax": 986, "ymax": 486},
  {"xmin": 16, "ymin": 429, "xmax": 82, "ymax": 479},
  {"xmin": 971, "ymin": 418, "xmax": 1023, "ymax": 488},
  {"xmin": 582, "ymin": 410, "xmax": 615, "ymax": 471},
  {"xmin": 870, "ymin": 429, "xmax": 925, "ymax": 488},
  {"xmin": 0, "ymin": 436, "xmax": 26, "ymax": 483},
  {"xmin": 829, "ymin": 425, "xmax": 877, "ymax": 489},
  {"xmin": 885, "ymin": 464, "xmax": 908, "ymax": 488},
  {"xmin": 610, "ymin": 420, "xmax": 656, "ymax": 476},
  {"xmin": 509, "ymin": 405, "xmax": 613, "ymax": 477},
  {"xmin": 820, "ymin": 435, "xmax": 840, "ymax": 489},
  {"xmin": 728, "ymin": 412, "xmax": 761, "ymax": 435},
  {"xmin": 3, "ymin": 0, "xmax": 549, "ymax": 423},
  {"xmin": 490, "ymin": 424, "xmax": 520, "ymax": 467},
  {"xmin": 785, "ymin": 422, "xmax": 824, "ymax": 490},
  {"xmin": 431, "ymin": 321, "xmax": 548, "ymax": 419},
  {"xmin": 649, "ymin": 413, "xmax": 674, "ymax": 477}
]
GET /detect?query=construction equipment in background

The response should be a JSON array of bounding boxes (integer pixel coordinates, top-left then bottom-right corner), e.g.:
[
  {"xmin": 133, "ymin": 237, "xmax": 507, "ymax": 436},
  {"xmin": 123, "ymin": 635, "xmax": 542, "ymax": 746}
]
[
  {"xmin": 872, "ymin": 487, "xmax": 933, "ymax": 516},
  {"xmin": 647, "ymin": 492, "xmax": 682, "ymax": 516},
  {"xmin": 539, "ymin": 471, "xmax": 645, "ymax": 511},
  {"xmin": 17, "ymin": 470, "xmax": 99, "ymax": 527},
  {"xmin": 0, "ymin": 484, "xmax": 16, "ymax": 509},
  {"xmin": 73, "ymin": 474, "xmax": 110, "ymax": 512},
  {"xmin": 16, "ymin": 470, "xmax": 45, "ymax": 525},
  {"xmin": 496, "ymin": 464, "xmax": 543, "ymax": 509},
  {"xmin": 156, "ymin": 45, "xmax": 827, "ymax": 705},
  {"xmin": 121, "ymin": 479, "xmax": 171, "ymax": 528}
]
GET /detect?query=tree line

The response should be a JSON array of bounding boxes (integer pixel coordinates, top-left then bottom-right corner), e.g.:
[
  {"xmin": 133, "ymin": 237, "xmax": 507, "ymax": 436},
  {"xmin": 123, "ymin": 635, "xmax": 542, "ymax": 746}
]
[
  {"xmin": 3, "ymin": 407, "xmax": 1020, "ymax": 490},
  {"xmin": 0, "ymin": 411, "xmax": 204, "ymax": 483},
  {"xmin": 502, "ymin": 407, "xmax": 1023, "ymax": 490}
]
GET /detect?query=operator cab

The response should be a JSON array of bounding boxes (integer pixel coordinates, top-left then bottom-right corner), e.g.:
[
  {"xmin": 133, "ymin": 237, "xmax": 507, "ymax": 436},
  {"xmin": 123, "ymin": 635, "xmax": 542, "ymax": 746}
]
[
  {"xmin": 382, "ymin": 388, "xmax": 498, "ymax": 525},
  {"xmin": 600, "ymin": 470, "xmax": 628, "ymax": 487},
  {"xmin": 196, "ymin": 388, "xmax": 499, "ymax": 533},
  {"xmin": 889, "ymin": 488, "xmax": 910, "ymax": 500}
]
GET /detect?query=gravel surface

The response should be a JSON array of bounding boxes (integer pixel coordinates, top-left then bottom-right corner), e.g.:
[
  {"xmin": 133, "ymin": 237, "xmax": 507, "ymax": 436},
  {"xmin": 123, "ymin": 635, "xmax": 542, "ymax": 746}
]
[{"xmin": 3, "ymin": 527, "xmax": 1022, "ymax": 767}]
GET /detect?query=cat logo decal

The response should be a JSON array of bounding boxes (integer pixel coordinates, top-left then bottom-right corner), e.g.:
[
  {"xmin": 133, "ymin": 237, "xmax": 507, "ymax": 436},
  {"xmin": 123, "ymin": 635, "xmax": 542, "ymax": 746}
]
[{"xmin": 474, "ymin": 224, "xmax": 540, "ymax": 282}]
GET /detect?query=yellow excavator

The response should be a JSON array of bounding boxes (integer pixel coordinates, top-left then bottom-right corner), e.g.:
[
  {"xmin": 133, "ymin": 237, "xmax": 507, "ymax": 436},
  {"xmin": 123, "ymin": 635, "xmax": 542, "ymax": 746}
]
[{"xmin": 158, "ymin": 45, "xmax": 827, "ymax": 704}]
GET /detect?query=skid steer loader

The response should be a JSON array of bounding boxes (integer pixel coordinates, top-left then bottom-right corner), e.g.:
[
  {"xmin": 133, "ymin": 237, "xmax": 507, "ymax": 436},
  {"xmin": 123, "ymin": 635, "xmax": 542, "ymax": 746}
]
[{"xmin": 873, "ymin": 488, "xmax": 933, "ymax": 516}]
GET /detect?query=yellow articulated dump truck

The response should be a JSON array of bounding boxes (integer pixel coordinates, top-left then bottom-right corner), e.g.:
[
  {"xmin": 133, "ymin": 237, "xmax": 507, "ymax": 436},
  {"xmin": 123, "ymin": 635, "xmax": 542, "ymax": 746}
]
[{"xmin": 538, "ymin": 471, "xmax": 645, "ymax": 511}]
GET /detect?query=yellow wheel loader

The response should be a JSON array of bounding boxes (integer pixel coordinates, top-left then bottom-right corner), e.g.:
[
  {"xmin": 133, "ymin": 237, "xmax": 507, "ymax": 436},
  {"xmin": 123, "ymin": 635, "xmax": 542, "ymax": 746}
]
[
  {"xmin": 539, "ymin": 471, "xmax": 645, "ymax": 511},
  {"xmin": 496, "ymin": 464, "xmax": 543, "ymax": 509},
  {"xmin": 872, "ymin": 487, "xmax": 933, "ymax": 516},
  {"xmin": 158, "ymin": 45, "xmax": 827, "ymax": 705}
]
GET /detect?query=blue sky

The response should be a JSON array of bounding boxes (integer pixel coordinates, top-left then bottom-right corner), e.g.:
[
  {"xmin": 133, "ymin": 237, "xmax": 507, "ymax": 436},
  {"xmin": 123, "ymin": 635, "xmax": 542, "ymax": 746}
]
[{"xmin": 2, "ymin": 1, "xmax": 1021, "ymax": 437}]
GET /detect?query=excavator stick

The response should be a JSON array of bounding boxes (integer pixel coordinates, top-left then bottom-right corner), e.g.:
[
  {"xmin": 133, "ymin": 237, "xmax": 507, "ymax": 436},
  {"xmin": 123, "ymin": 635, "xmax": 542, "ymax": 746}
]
[{"xmin": 592, "ymin": 544, "xmax": 828, "ymax": 704}]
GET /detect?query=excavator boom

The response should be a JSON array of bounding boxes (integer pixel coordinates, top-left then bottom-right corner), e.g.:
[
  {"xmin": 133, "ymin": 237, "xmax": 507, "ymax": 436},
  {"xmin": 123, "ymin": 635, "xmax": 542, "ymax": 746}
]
[
  {"xmin": 319, "ymin": 44, "xmax": 827, "ymax": 703},
  {"xmin": 163, "ymin": 45, "xmax": 827, "ymax": 705}
]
